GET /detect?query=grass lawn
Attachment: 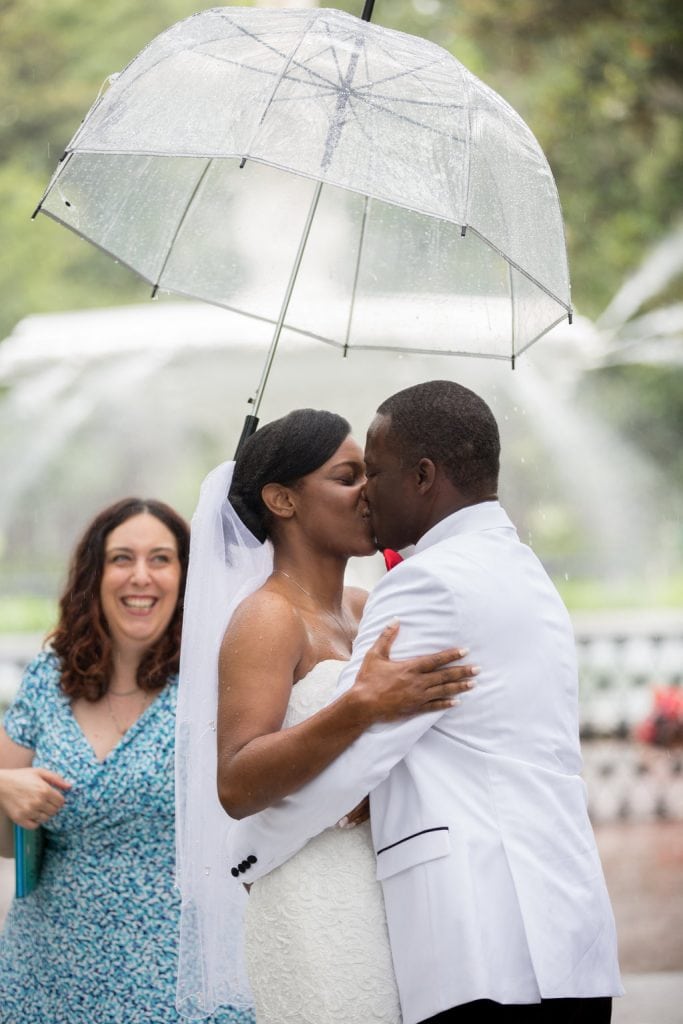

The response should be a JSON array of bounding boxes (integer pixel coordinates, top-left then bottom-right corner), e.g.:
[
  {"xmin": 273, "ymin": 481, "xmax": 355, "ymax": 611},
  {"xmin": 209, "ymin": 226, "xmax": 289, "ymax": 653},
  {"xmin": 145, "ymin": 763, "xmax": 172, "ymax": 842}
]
[
  {"xmin": 0, "ymin": 596, "xmax": 58, "ymax": 635},
  {"xmin": 1, "ymin": 574, "xmax": 682, "ymax": 634}
]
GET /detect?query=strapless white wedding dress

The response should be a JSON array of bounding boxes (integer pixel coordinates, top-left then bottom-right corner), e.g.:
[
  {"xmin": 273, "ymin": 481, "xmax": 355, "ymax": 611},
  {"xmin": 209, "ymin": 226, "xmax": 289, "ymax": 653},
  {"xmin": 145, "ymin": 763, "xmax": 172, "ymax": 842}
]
[{"xmin": 244, "ymin": 660, "xmax": 402, "ymax": 1024}]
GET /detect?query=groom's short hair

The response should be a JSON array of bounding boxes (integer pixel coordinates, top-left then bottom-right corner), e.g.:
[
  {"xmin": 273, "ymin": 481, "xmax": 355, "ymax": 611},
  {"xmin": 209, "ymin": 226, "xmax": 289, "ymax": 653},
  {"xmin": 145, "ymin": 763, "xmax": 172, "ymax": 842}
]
[{"xmin": 377, "ymin": 380, "xmax": 500, "ymax": 495}]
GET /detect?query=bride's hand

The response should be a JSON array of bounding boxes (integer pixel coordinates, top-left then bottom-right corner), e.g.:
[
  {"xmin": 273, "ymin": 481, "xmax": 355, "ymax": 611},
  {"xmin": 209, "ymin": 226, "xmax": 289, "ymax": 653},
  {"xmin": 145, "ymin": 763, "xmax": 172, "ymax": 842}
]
[
  {"xmin": 351, "ymin": 620, "xmax": 478, "ymax": 721},
  {"xmin": 338, "ymin": 796, "xmax": 370, "ymax": 829}
]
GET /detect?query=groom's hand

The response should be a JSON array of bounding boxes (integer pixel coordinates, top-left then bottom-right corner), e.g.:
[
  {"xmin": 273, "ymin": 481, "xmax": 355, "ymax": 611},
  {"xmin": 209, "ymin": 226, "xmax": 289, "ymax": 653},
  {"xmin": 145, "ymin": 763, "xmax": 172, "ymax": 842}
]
[{"xmin": 351, "ymin": 621, "xmax": 479, "ymax": 722}]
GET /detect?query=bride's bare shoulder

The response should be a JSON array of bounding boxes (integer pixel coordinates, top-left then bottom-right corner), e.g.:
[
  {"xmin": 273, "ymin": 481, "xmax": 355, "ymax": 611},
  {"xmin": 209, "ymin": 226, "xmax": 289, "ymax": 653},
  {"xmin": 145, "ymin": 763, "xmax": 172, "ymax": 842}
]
[{"xmin": 223, "ymin": 584, "xmax": 305, "ymax": 643}]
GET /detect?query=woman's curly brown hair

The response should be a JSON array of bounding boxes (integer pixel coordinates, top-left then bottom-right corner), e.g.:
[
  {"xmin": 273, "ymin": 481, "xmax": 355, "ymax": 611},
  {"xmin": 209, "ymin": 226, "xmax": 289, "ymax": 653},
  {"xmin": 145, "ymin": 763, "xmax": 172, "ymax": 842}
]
[{"xmin": 48, "ymin": 498, "xmax": 190, "ymax": 702}]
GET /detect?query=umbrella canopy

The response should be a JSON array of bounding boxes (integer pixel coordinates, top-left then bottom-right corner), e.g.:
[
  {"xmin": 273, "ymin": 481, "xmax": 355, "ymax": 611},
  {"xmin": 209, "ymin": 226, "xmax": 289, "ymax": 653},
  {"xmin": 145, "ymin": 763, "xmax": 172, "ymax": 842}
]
[{"xmin": 35, "ymin": 5, "xmax": 571, "ymax": 377}]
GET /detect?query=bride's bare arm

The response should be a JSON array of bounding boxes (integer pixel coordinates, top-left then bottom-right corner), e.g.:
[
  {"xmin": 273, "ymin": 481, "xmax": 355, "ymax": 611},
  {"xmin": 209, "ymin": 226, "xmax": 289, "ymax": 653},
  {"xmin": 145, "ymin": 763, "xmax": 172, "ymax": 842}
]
[{"xmin": 217, "ymin": 591, "xmax": 476, "ymax": 819}]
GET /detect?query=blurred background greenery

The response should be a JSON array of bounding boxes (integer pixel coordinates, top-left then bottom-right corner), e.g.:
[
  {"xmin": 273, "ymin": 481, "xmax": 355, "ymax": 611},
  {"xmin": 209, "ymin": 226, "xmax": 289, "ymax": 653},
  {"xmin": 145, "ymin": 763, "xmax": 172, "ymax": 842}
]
[
  {"xmin": 1, "ymin": 0, "xmax": 682, "ymax": 630},
  {"xmin": 2, "ymin": 0, "xmax": 681, "ymax": 327}
]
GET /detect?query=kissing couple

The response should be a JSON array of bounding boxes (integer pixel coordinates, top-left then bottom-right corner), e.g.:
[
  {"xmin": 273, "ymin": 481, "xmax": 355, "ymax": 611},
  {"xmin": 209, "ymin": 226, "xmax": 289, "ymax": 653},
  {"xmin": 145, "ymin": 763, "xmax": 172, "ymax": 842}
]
[{"xmin": 176, "ymin": 380, "xmax": 623, "ymax": 1024}]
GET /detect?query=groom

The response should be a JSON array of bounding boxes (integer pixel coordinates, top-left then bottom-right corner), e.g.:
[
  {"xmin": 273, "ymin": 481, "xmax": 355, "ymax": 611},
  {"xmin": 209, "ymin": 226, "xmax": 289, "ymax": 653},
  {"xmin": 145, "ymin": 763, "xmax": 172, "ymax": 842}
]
[{"xmin": 227, "ymin": 380, "xmax": 623, "ymax": 1022}]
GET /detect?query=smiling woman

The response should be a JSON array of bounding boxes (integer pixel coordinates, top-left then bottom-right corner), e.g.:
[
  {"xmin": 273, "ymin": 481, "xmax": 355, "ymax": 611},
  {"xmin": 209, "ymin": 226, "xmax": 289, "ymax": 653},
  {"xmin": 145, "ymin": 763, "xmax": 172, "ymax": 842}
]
[
  {"xmin": 0, "ymin": 499, "xmax": 252, "ymax": 1024},
  {"xmin": 57, "ymin": 505, "xmax": 184, "ymax": 761}
]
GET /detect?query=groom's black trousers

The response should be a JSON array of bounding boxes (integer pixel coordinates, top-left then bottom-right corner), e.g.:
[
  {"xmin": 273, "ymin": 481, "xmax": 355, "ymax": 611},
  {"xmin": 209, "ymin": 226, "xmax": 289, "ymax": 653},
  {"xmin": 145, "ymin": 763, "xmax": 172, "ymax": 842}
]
[{"xmin": 419, "ymin": 996, "xmax": 612, "ymax": 1023}]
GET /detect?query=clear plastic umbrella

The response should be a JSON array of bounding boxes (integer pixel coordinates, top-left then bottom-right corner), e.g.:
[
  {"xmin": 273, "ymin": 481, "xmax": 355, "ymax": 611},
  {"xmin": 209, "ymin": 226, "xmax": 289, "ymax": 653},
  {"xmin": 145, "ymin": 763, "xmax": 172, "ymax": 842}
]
[{"xmin": 35, "ymin": 4, "xmax": 572, "ymax": 436}]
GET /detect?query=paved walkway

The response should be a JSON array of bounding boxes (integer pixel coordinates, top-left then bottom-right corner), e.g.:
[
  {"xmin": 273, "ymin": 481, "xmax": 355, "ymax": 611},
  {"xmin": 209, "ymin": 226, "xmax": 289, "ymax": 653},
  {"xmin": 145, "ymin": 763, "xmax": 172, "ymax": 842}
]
[
  {"xmin": 597, "ymin": 820, "xmax": 683, "ymax": 1023},
  {"xmin": 614, "ymin": 972, "xmax": 683, "ymax": 1024}
]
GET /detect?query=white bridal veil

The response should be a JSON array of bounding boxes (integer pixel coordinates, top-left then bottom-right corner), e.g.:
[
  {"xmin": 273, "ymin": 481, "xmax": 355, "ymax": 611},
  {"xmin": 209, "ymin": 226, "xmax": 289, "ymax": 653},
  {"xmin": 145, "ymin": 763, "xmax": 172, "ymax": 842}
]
[{"xmin": 175, "ymin": 460, "xmax": 273, "ymax": 1017}]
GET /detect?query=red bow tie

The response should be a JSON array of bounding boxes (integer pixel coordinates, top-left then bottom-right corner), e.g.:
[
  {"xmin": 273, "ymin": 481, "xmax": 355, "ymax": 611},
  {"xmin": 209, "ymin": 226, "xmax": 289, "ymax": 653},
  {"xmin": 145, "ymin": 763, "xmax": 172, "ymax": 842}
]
[{"xmin": 382, "ymin": 549, "xmax": 404, "ymax": 571}]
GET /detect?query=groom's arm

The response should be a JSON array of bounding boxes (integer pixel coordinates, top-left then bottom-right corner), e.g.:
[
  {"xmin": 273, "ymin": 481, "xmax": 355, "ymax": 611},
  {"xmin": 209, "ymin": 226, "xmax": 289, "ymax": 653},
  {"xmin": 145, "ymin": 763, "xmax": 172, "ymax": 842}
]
[{"xmin": 225, "ymin": 558, "xmax": 462, "ymax": 882}]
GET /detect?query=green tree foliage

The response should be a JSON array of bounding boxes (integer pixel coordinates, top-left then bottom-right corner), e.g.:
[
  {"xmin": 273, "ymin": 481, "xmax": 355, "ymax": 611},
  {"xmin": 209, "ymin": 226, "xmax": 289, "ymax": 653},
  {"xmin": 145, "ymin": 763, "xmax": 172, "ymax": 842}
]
[
  {"xmin": 444, "ymin": 0, "xmax": 683, "ymax": 318},
  {"xmin": 581, "ymin": 363, "xmax": 683, "ymax": 484},
  {"xmin": 0, "ymin": 0, "xmax": 218, "ymax": 335}
]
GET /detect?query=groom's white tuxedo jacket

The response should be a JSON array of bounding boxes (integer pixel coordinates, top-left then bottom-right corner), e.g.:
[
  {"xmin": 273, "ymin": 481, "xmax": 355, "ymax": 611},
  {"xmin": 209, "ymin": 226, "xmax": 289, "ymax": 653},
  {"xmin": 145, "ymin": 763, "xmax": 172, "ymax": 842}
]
[{"xmin": 227, "ymin": 502, "xmax": 623, "ymax": 1023}]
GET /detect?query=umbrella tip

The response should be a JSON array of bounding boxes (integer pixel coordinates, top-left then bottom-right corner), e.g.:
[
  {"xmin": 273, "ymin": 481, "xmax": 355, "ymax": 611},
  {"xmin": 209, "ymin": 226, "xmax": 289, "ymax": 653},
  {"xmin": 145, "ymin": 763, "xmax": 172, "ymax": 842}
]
[
  {"xmin": 361, "ymin": 0, "xmax": 375, "ymax": 21},
  {"xmin": 568, "ymin": 310, "xmax": 574, "ymax": 325}
]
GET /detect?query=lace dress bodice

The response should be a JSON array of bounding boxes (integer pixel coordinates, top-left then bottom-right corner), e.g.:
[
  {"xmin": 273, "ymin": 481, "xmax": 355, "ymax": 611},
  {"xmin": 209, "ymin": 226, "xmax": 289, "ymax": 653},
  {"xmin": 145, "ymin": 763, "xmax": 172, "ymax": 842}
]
[
  {"xmin": 280, "ymin": 659, "xmax": 344, "ymax": 727},
  {"xmin": 244, "ymin": 660, "xmax": 401, "ymax": 1023}
]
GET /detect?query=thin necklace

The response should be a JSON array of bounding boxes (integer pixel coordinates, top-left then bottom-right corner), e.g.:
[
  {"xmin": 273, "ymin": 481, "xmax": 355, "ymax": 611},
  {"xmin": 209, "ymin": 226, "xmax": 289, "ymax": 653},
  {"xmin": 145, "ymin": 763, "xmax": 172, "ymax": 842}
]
[
  {"xmin": 274, "ymin": 570, "xmax": 354, "ymax": 646},
  {"xmin": 108, "ymin": 686, "xmax": 139, "ymax": 697},
  {"xmin": 105, "ymin": 690, "xmax": 149, "ymax": 736}
]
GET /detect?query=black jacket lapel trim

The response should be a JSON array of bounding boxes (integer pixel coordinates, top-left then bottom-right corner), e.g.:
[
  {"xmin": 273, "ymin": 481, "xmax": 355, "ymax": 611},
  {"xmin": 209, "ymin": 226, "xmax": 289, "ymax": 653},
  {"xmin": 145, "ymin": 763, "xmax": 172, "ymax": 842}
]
[{"xmin": 376, "ymin": 826, "xmax": 449, "ymax": 856}]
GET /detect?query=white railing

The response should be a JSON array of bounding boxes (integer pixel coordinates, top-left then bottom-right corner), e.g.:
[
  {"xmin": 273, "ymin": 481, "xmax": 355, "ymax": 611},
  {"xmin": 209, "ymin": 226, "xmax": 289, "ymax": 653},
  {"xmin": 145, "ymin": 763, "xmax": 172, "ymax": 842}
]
[{"xmin": 2, "ymin": 613, "xmax": 682, "ymax": 821}]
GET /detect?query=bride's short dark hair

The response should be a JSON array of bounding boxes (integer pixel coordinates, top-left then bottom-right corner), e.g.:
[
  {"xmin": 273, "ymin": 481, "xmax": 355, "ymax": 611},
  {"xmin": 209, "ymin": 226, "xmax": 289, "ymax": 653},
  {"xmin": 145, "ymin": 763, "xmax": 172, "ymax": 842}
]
[{"xmin": 229, "ymin": 408, "xmax": 351, "ymax": 542}]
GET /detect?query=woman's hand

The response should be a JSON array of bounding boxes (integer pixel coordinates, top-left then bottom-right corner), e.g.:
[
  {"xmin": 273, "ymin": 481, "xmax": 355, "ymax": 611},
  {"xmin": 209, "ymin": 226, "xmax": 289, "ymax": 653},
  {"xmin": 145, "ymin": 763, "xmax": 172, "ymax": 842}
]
[
  {"xmin": 0, "ymin": 767, "xmax": 72, "ymax": 829},
  {"xmin": 351, "ymin": 620, "xmax": 478, "ymax": 722},
  {"xmin": 338, "ymin": 795, "xmax": 370, "ymax": 829}
]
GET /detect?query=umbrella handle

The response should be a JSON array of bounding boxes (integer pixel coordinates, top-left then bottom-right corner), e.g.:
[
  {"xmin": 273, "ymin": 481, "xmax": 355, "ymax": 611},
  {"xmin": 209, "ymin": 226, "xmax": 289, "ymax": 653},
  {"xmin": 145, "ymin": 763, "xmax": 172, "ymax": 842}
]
[{"xmin": 234, "ymin": 415, "xmax": 260, "ymax": 458}]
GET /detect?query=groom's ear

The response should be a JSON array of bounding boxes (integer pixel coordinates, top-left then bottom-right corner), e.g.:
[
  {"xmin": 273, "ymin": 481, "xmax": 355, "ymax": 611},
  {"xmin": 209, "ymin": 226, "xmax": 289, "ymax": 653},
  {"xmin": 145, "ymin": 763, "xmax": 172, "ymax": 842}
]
[
  {"xmin": 415, "ymin": 458, "xmax": 436, "ymax": 493},
  {"xmin": 261, "ymin": 483, "xmax": 296, "ymax": 521}
]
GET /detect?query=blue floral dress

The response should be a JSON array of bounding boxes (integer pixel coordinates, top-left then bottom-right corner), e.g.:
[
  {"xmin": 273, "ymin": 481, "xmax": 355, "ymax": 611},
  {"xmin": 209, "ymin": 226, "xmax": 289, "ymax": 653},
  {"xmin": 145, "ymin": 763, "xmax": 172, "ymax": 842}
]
[{"xmin": 0, "ymin": 651, "xmax": 254, "ymax": 1024}]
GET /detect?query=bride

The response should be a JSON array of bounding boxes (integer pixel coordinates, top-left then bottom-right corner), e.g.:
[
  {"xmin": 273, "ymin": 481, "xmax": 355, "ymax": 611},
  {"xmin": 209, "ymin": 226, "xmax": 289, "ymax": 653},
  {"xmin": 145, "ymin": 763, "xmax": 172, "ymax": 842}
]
[{"xmin": 175, "ymin": 409, "xmax": 474, "ymax": 1024}]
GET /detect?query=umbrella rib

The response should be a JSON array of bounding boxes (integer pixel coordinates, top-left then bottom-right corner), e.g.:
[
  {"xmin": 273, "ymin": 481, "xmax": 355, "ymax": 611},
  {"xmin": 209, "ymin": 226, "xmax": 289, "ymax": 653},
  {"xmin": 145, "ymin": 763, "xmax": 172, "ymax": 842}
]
[
  {"xmin": 237, "ymin": 29, "xmax": 331, "ymax": 162},
  {"xmin": 275, "ymin": 327, "xmax": 516, "ymax": 361},
  {"xmin": 285, "ymin": 56, "xmax": 349, "ymax": 90},
  {"xmin": 328, "ymin": 37, "xmax": 345, "ymax": 85},
  {"xmin": 198, "ymin": 49, "xmax": 339, "ymax": 93},
  {"xmin": 320, "ymin": 26, "xmax": 366, "ymax": 170},
  {"xmin": 509, "ymin": 263, "xmax": 517, "ymax": 369},
  {"xmin": 460, "ymin": 62, "xmax": 474, "ymax": 231},
  {"xmin": 353, "ymin": 55, "xmax": 445, "ymax": 93},
  {"xmin": 343, "ymin": 195, "xmax": 370, "ymax": 356},
  {"xmin": 514, "ymin": 312, "xmax": 573, "ymax": 358},
  {"xmin": 361, "ymin": 34, "xmax": 372, "ymax": 84},
  {"xmin": 350, "ymin": 92, "xmax": 459, "ymax": 136},
  {"xmin": 37, "ymin": 207, "xmax": 162, "ymax": 291},
  {"xmin": 350, "ymin": 48, "xmax": 467, "ymax": 116},
  {"xmin": 211, "ymin": 14, "xmax": 347, "ymax": 91},
  {"xmin": 344, "ymin": 92, "xmax": 466, "ymax": 146},
  {"xmin": 212, "ymin": 25, "xmax": 355, "ymax": 157},
  {"xmin": 32, "ymin": 150, "xmax": 74, "ymax": 219},
  {"xmin": 294, "ymin": 37, "xmax": 346, "ymax": 83},
  {"xmin": 268, "ymin": 88, "xmax": 340, "ymax": 104},
  {"xmin": 316, "ymin": 72, "xmax": 465, "ymax": 142},
  {"xmin": 139, "ymin": 30, "xmax": 465, "ymax": 150},
  {"xmin": 212, "ymin": 16, "xmax": 303, "ymax": 66},
  {"xmin": 466, "ymin": 226, "xmax": 570, "ymax": 310},
  {"xmin": 356, "ymin": 93, "xmax": 466, "ymax": 110},
  {"xmin": 314, "ymin": 24, "xmax": 462, "ymax": 167},
  {"xmin": 114, "ymin": 20, "xmax": 344, "ymax": 111},
  {"xmin": 151, "ymin": 159, "xmax": 213, "ymax": 296}
]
